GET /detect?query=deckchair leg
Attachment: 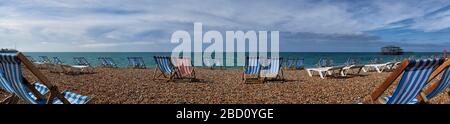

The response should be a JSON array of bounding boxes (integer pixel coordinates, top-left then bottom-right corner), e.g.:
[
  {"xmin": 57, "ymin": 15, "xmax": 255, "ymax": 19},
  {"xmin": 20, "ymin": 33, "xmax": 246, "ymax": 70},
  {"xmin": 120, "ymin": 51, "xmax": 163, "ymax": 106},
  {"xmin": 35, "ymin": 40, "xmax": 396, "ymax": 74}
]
[
  {"xmin": 306, "ymin": 69, "xmax": 313, "ymax": 77},
  {"xmin": 152, "ymin": 67, "xmax": 158, "ymax": 80},
  {"xmin": 319, "ymin": 71, "xmax": 325, "ymax": 79}
]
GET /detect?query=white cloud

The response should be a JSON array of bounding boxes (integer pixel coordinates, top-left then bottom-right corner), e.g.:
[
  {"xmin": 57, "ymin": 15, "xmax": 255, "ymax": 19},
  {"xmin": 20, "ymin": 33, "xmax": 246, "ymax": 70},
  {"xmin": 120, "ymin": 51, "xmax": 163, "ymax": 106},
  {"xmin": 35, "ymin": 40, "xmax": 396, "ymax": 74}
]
[{"xmin": 0, "ymin": 0, "xmax": 449, "ymax": 51}]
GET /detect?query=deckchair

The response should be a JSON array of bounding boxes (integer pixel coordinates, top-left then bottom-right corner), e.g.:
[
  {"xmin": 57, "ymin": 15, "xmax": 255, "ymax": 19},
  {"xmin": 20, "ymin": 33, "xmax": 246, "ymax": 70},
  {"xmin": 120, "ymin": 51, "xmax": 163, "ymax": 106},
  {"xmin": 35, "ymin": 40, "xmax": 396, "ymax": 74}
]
[
  {"xmin": 98, "ymin": 57, "xmax": 117, "ymax": 68},
  {"xmin": 128, "ymin": 57, "xmax": 146, "ymax": 69},
  {"xmin": 172, "ymin": 58, "xmax": 197, "ymax": 81},
  {"xmin": 0, "ymin": 50, "xmax": 90, "ymax": 104},
  {"xmin": 294, "ymin": 58, "xmax": 305, "ymax": 70},
  {"xmin": 70, "ymin": 57, "xmax": 94, "ymax": 74},
  {"xmin": 259, "ymin": 58, "xmax": 284, "ymax": 83},
  {"xmin": 286, "ymin": 58, "xmax": 297, "ymax": 69},
  {"xmin": 281, "ymin": 58, "xmax": 289, "ymax": 69},
  {"xmin": 342, "ymin": 57, "xmax": 365, "ymax": 76},
  {"xmin": 39, "ymin": 56, "xmax": 52, "ymax": 63},
  {"xmin": 52, "ymin": 57, "xmax": 64, "ymax": 64},
  {"xmin": 26, "ymin": 56, "xmax": 36, "ymax": 63},
  {"xmin": 153, "ymin": 56, "xmax": 178, "ymax": 82},
  {"xmin": 73, "ymin": 57, "xmax": 91, "ymax": 66},
  {"xmin": 418, "ymin": 59, "xmax": 450, "ymax": 103},
  {"xmin": 364, "ymin": 58, "xmax": 444, "ymax": 104},
  {"xmin": 26, "ymin": 56, "xmax": 47, "ymax": 69},
  {"xmin": 242, "ymin": 57, "xmax": 261, "ymax": 83}
]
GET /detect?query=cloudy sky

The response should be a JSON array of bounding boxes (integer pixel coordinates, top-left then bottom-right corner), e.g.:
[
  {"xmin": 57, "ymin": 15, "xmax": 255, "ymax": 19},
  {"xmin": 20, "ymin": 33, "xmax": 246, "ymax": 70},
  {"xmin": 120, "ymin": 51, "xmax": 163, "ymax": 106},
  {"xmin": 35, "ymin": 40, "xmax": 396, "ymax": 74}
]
[{"xmin": 1, "ymin": 0, "xmax": 450, "ymax": 52}]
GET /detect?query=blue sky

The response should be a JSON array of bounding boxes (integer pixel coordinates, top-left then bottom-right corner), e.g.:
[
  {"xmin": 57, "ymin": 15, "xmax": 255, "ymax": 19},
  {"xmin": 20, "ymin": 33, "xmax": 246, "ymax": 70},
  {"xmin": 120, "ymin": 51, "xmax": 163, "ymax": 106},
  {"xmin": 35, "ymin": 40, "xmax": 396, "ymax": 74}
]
[{"xmin": 1, "ymin": 0, "xmax": 450, "ymax": 52}]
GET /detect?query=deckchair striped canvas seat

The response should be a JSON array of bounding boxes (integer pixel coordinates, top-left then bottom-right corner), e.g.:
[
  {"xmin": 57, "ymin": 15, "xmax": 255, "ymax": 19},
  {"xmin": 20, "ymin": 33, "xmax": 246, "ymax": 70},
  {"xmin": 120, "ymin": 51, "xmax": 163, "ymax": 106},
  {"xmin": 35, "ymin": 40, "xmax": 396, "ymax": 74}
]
[
  {"xmin": 73, "ymin": 57, "xmax": 91, "ymax": 66},
  {"xmin": 259, "ymin": 58, "xmax": 284, "ymax": 82},
  {"xmin": 153, "ymin": 56, "xmax": 178, "ymax": 82},
  {"xmin": 0, "ymin": 51, "xmax": 90, "ymax": 104},
  {"xmin": 68, "ymin": 57, "xmax": 94, "ymax": 74},
  {"xmin": 1, "ymin": 73, "xmax": 49, "ymax": 103},
  {"xmin": 243, "ymin": 57, "xmax": 261, "ymax": 83},
  {"xmin": 172, "ymin": 58, "xmax": 196, "ymax": 79},
  {"xmin": 366, "ymin": 58, "xmax": 444, "ymax": 104},
  {"xmin": 52, "ymin": 57, "xmax": 64, "ymax": 64},
  {"xmin": 128, "ymin": 57, "xmax": 146, "ymax": 69},
  {"xmin": 426, "ymin": 68, "xmax": 450, "ymax": 100},
  {"xmin": 98, "ymin": 57, "xmax": 117, "ymax": 68},
  {"xmin": 417, "ymin": 59, "xmax": 450, "ymax": 103}
]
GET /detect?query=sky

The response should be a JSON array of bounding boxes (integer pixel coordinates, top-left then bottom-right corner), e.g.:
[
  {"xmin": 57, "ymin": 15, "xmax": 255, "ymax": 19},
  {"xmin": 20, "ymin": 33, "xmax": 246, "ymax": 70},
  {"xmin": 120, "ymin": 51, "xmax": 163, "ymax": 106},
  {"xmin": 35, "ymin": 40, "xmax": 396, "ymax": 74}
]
[{"xmin": 1, "ymin": 0, "xmax": 450, "ymax": 52}]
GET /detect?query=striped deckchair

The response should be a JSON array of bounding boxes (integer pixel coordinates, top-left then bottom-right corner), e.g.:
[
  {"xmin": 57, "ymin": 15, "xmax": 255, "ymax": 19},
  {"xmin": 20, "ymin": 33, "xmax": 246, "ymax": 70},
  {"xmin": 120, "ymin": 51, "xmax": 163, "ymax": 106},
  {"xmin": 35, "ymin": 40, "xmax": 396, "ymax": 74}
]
[
  {"xmin": 295, "ymin": 58, "xmax": 305, "ymax": 70},
  {"xmin": 260, "ymin": 58, "xmax": 284, "ymax": 83},
  {"xmin": 0, "ymin": 50, "xmax": 90, "ymax": 104},
  {"xmin": 70, "ymin": 57, "xmax": 94, "ymax": 74},
  {"xmin": 153, "ymin": 56, "xmax": 177, "ymax": 82},
  {"xmin": 98, "ymin": 57, "xmax": 117, "ymax": 68},
  {"xmin": 73, "ymin": 57, "xmax": 91, "ymax": 66},
  {"xmin": 286, "ymin": 58, "xmax": 296, "ymax": 69},
  {"xmin": 365, "ymin": 58, "xmax": 444, "ymax": 104},
  {"xmin": 39, "ymin": 56, "xmax": 51, "ymax": 63},
  {"xmin": 52, "ymin": 57, "xmax": 64, "ymax": 64},
  {"xmin": 26, "ymin": 56, "xmax": 36, "ymax": 63},
  {"xmin": 242, "ymin": 57, "xmax": 261, "ymax": 83},
  {"xmin": 418, "ymin": 59, "xmax": 450, "ymax": 103},
  {"xmin": 128, "ymin": 57, "xmax": 146, "ymax": 69},
  {"xmin": 172, "ymin": 58, "xmax": 197, "ymax": 81}
]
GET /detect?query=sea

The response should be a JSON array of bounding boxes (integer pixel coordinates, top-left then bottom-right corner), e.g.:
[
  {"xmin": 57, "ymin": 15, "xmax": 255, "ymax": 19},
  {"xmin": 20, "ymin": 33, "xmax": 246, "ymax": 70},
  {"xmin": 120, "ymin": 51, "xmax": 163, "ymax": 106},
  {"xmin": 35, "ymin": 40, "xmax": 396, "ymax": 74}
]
[{"xmin": 23, "ymin": 52, "xmax": 446, "ymax": 68}]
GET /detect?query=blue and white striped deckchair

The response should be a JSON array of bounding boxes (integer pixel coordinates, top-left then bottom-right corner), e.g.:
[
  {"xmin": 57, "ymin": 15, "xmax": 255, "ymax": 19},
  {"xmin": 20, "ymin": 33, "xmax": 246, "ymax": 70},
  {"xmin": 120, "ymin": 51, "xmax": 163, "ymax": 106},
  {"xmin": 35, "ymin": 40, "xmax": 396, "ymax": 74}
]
[
  {"xmin": 367, "ymin": 58, "xmax": 444, "ymax": 104},
  {"xmin": 425, "ymin": 68, "xmax": 450, "ymax": 101},
  {"xmin": 153, "ymin": 56, "xmax": 177, "ymax": 82},
  {"xmin": 128, "ymin": 57, "xmax": 146, "ymax": 69},
  {"xmin": 417, "ymin": 59, "xmax": 450, "ymax": 103},
  {"xmin": 260, "ymin": 58, "xmax": 283, "ymax": 82},
  {"xmin": 286, "ymin": 58, "xmax": 296, "ymax": 69},
  {"xmin": 0, "ymin": 50, "xmax": 90, "ymax": 104},
  {"xmin": 73, "ymin": 57, "xmax": 91, "ymax": 66},
  {"xmin": 316, "ymin": 57, "xmax": 330, "ymax": 67},
  {"xmin": 39, "ymin": 56, "xmax": 51, "ymax": 63},
  {"xmin": 52, "ymin": 57, "xmax": 64, "ymax": 65},
  {"xmin": 243, "ymin": 57, "xmax": 261, "ymax": 83},
  {"xmin": 98, "ymin": 57, "xmax": 117, "ymax": 68},
  {"xmin": 26, "ymin": 56, "xmax": 36, "ymax": 63},
  {"xmin": 295, "ymin": 58, "xmax": 305, "ymax": 70}
]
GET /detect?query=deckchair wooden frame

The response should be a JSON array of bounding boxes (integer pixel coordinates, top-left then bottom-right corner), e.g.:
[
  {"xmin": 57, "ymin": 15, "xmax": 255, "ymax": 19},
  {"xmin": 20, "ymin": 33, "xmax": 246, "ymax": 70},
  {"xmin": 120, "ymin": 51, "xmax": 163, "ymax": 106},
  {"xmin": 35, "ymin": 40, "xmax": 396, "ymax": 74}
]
[
  {"xmin": 1, "ymin": 51, "xmax": 71, "ymax": 104},
  {"xmin": 152, "ymin": 56, "xmax": 179, "ymax": 82},
  {"xmin": 242, "ymin": 57, "xmax": 261, "ymax": 83},
  {"xmin": 98, "ymin": 57, "xmax": 118, "ymax": 68},
  {"xmin": 365, "ymin": 59, "xmax": 443, "ymax": 104},
  {"xmin": 172, "ymin": 58, "xmax": 197, "ymax": 82},
  {"xmin": 419, "ymin": 58, "xmax": 450, "ymax": 103},
  {"xmin": 259, "ymin": 58, "xmax": 285, "ymax": 83}
]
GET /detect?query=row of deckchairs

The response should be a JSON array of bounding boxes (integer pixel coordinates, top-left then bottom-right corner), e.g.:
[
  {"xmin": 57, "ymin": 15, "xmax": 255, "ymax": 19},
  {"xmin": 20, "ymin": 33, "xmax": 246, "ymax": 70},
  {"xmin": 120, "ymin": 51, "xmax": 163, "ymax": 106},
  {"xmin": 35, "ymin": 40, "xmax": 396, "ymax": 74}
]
[
  {"xmin": 0, "ymin": 50, "xmax": 90, "ymax": 104},
  {"xmin": 153, "ymin": 56, "xmax": 197, "ymax": 82},
  {"xmin": 27, "ymin": 56, "xmax": 146, "ymax": 69},
  {"xmin": 242, "ymin": 57, "xmax": 284, "ymax": 83},
  {"xmin": 281, "ymin": 58, "xmax": 304, "ymax": 70},
  {"xmin": 364, "ymin": 57, "xmax": 450, "ymax": 104}
]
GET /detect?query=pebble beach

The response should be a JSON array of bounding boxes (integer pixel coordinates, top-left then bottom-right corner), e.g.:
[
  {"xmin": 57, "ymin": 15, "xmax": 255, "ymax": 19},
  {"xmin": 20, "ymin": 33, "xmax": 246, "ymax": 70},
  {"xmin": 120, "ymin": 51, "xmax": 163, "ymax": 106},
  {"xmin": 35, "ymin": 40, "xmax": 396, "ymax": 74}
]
[{"xmin": 1, "ymin": 67, "xmax": 449, "ymax": 104}]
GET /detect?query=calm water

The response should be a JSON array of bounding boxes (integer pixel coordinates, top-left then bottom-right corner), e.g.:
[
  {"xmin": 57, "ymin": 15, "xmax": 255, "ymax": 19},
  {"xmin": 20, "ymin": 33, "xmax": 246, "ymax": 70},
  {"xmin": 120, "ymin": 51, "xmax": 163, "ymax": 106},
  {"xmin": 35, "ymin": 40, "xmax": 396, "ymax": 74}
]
[{"xmin": 24, "ymin": 52, "xmax": 445, "ymax": 68}]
